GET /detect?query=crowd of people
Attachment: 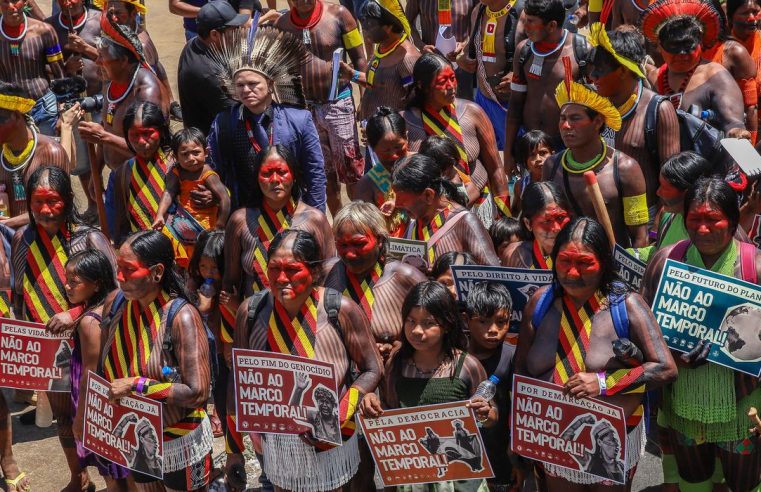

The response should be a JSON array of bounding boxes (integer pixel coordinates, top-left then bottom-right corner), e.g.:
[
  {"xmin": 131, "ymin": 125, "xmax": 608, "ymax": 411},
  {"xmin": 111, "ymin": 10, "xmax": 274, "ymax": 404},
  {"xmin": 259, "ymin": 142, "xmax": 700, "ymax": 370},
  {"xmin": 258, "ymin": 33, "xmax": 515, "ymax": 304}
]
[{"xmin": 1, "ymin": 0, "xmax": 761, "ymax": 490}]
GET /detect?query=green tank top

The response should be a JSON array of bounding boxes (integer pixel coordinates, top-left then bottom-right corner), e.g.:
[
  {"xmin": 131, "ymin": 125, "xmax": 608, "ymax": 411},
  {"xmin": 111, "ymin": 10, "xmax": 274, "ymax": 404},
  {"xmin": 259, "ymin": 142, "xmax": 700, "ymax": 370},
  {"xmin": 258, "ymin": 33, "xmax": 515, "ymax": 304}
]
[{"xmin": 396, "ymin": 352, "xmax": 470, "ymax": 408}]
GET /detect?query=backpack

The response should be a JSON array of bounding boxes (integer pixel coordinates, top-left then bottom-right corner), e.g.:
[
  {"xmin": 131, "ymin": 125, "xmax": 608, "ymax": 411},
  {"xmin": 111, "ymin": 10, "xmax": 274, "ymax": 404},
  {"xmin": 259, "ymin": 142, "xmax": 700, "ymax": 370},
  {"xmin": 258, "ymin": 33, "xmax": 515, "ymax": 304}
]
[
  {"xmin": 468, "ymin": 0, "xmax": 525, "ymax": 66},
  {"xmin": 244, "ymin": 288, "xmax": 352, "ymax": 384},
  {"xmin": 644, "ymin": 95, "xmax": 727, "ymax": 172},
  {"xmin": 104, "ymin": 292, "xmax": 220, "ymax": 391},
  {"xmin": 518, "ymin": 31, "xmax": 591, "ymax": 80},
  {"xmin": 668, "ymin": 239, "xmax": 758, "ymax": 284}
]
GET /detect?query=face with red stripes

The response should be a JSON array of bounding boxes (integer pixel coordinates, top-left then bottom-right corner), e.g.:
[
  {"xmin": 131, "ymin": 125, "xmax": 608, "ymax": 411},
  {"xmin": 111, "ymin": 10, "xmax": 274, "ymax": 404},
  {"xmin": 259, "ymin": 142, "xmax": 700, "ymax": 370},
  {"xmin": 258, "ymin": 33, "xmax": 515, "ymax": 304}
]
[
  {"xmin": 685, "ymin": 201, "xmax": 733, "ymax": 256},
  {"xmin": 335, "ymin": 223, "xmax": 381, "ymax": 275},
  {"xmin": 258, "ymin": 154, "xmax": 294, "ymax": 204},
  {"xmin": 30, "ymin": 187, "xmax": 66, "ymax": 228},
  {"xmin": 425, "ymin": 66, "xmax": 457, "ymax": 108},
  {"xmin": 116, "ymin": 242, "xmax": 163, "ymax": 300},
  {"xmin": 127, "ymin": 121, "xmax": 161, "ymax": 160},
  {"xmin": 268, "ymin": 236, "xmax": 314, "ymax": 302},
  {"xmin": 555, "ymin": 240, "xmax": 603, "ymax": 300}
]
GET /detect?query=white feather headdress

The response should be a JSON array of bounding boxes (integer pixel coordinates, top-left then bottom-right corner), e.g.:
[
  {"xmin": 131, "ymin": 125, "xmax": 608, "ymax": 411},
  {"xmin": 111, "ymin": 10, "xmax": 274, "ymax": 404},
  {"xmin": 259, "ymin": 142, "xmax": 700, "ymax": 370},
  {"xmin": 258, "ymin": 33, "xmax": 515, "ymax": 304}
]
[{"xmin": 210, "ymin": 24, "xmax": 308, "ymax": 107}]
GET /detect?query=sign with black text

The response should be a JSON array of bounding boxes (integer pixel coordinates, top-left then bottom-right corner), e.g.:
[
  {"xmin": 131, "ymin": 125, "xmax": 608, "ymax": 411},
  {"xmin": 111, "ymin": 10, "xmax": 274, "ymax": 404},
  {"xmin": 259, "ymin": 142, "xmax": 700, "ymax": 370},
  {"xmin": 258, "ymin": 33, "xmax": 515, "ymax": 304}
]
[
  {"xmin": 0, "ymin": 317, "xmax": 72, "ymax": 391},
  {"xmin": 613, "ymin": 245, "xmax": 646, "ymax": 291},
  {"xmin": 83, "ymin": 372, "xmax": 163, "ymax": 479},
  {"xmin": 387, "ymin": 238, "xmax": 427, "ymax": 261}
]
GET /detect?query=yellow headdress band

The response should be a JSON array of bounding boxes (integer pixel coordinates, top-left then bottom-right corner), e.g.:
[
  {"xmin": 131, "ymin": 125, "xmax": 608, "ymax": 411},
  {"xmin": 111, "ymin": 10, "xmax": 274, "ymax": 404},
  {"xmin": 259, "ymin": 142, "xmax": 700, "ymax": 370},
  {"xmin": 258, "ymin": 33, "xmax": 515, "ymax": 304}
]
[
  {"xmin": 114, "ymin": 0, "xmax": 146, "ymax": 14},
  {"xmin": 588, "ymin": 23, "xmax": 645, "ymax": 79},
  {"xmin": 555, "ymin": 80, "xmax": 622, "ymax": 131},
  {"xmin": 377, "ymin": 0, "xmax": 411, "ymax": 37},
  {"xmin": 0, "ymin": 94, "xmax": 35, "ymax": 114}
]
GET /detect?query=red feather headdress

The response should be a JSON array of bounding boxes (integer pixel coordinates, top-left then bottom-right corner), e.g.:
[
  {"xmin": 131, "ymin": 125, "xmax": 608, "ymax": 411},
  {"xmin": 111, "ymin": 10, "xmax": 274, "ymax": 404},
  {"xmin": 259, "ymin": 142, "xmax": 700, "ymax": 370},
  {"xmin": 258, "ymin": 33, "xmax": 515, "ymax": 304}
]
[
  {"xmin": 99, "ymin": 12, "xmax": 145, "ymax": 65},
  {"xmin": 641, "ymin": 0, "xmax": 721, "ymax": 47}
]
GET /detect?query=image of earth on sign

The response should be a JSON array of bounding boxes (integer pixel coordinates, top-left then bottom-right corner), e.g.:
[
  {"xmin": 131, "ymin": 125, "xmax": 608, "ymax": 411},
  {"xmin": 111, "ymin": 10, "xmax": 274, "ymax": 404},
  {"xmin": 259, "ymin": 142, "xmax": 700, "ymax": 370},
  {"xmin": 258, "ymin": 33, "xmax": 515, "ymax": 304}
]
[{"xmin": 720, "ymin": 303, "xmax": 761, "ymax": 361}]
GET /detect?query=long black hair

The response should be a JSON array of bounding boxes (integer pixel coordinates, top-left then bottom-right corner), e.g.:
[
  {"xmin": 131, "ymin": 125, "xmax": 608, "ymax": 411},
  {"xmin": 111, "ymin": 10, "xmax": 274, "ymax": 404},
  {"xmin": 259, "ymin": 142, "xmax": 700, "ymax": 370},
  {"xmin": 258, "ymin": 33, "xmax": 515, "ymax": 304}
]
[
  {"xmin": 243, "ymin": 145, "xmax": 303, "ymax": 209},
  {"xmin": 125, "ymin": 230, "xmax": 189, "ymax": 300},
  {"xmin": 520, "ymin": 181, "xmax": 571, "ymax": 239},
  {"xmin": 392, "ymin": 153, "xmax": 463, "ymax": 204},
  {"xmin": 661, "ymin": 151, "xmax": 715, "ymax": 191},
  {"xmin": 407, "ymin": 52, "xmax": 452, "ymax": 110},
  {"xmin": 122, "ymin": 100, "xmax": 171, "ymax": 154},
  {"xmin": 188, "ymin": 230, "xmax": 225, "ymax": 286},
  {"xmin": 66, "ymin": 250, "xmax": 117, "ymax": 308},
  {"xmin": 366, "ymin": 106, "xmax": 407, "ymax": 149},
  {"xmin": 550, "ymin": 217, "xmax": 625, "ymax": 297},
  {"xmin": 267, "ymin": 229, "xmax": 323, "ymax": 285},
  {"xmin": 684, "ymin": 177, "xmax": 740, "ymax": 235},
  {"xmin": 393, "ymin": 280, "xmax": 469, "ymax": 380},
  {"xmin": 26, "ymin": 165, "xmax": 83, "ymax": 233}
]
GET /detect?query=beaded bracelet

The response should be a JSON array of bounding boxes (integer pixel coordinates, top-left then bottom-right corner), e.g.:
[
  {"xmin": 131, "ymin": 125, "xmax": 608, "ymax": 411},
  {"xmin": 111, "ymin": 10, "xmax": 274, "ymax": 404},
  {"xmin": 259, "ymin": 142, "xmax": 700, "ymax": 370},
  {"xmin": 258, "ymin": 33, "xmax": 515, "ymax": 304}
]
[
  {"xmin": 135, "ymin": 377, "xmax": 147, "ymax": 395},
  {"xmin": 596, "ymin": 372, "xmax": 607, "ymax": 396},
  {"xmin": 352, "ymin": 70, "xmax": 360, "ymax": 82}
]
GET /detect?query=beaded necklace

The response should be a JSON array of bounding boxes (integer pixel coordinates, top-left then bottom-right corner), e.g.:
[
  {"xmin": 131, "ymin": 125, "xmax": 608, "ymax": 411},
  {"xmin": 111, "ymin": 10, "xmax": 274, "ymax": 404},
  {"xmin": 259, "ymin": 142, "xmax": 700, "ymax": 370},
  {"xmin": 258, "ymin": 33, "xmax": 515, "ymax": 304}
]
[
  {"xmin": 528, "ymin": 29, "xmax": 567, "ymax": 78},
  {"xmin": 561, "ymin": 138, "xmax": 607, "ymax": 174},
  {"xmin": 0, "ymin": 14, "xmax": 27, "ymax": 56}
]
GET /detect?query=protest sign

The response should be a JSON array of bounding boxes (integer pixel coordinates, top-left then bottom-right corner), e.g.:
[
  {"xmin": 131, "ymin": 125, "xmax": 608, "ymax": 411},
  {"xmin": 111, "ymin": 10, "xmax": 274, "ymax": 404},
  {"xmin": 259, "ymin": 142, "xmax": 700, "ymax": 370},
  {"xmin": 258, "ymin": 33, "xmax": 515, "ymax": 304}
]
[
  {"xmin": 613, "ymin": 245, "xmax": 646, "ymax": 291},
  {"xmin": 360, "ymin": 401, "xmax": 493, "ymax": 487},
  {"xmin": 387, "ymin": 238, "xmax": 427, "ymax": 261},
  {"xmin": 83, "ymin": 371, "xmax": 163, "ymax": 479},
  {"xmin": 450, "ymin": 265, "xmax": 553, "ymax": 342},
  {"xmin": 0, "ymin": 317, "xmax": 72, "ymax": 391},
  {"xmin": 232, "ymin": 349, "xmax": 341, "ymax": 445},
  {"xmin": 511, "ymin": 375, "xmax": 628, "ymax": 485},
  {"xmin": 652, "ymin": 259, "xmax": 761, "ymax": 376}
]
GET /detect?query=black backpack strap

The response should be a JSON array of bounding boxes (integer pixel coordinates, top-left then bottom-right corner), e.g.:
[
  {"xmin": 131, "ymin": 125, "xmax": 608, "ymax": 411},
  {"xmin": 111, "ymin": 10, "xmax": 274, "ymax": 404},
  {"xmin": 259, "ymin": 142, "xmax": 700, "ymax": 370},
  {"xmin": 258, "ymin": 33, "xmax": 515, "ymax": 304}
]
[
  {"xmin": 612, "ymin": 150, "xmax": 622, "ymax": 197},
  {"xmin": 102, "ymin": 291, "xmax": 126, "ymax": 328},
  {"xmin": 493, "ymin": 343, "xmax": 517, "ymax": 381},
  {"xmin": 517, "ymin": 41, "xmax": 531, "ymax": 75},
  {"xmin": 468, "ymin": 5, "xmax": 486, "ymax": 60},
  {"xmin": 644, "ymin": 95, "xmax": 665, "ymax": 166},
  {"xmin": 572, "ymin": 32, "xmax": 590, "ymax": 79},
  {"xmin": 161, "ymin": 298, "xmax": 189, "ymax": 358},
  {"xmin": 324, "ymin": 288, "xmax": 344, "ymax": 340},
  {"xmin": 246, "ymin": 290, "xmax": 270, "ymax": 334},
  {"xmin": 505, "ymin": 0, "xmax": 523, "ymax": 66}
]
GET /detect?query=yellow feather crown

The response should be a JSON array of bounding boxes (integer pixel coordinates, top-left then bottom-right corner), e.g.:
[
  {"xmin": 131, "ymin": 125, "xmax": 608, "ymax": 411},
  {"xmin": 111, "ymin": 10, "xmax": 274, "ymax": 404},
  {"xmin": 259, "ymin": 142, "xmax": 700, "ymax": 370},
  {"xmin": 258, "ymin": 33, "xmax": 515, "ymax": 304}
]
[
  {"xmin": 555, "ymin": 80, "xmax": 622, "ymax": 131},
  {"xmin": 588, "ymin": 23, "xmax": 645, "ymax": 79},
  {"xmin": 0, "ymin": 94, "xmax": 35, "ymax": 114}
]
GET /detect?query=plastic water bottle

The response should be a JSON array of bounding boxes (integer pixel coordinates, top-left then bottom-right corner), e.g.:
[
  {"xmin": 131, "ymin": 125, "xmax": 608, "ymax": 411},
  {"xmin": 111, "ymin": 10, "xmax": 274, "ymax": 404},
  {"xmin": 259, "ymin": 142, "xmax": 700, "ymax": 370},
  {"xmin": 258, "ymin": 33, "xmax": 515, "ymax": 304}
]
[
  {"xmin": 700, "ymin": 109, "xmax": 716, "ymax": 122},
  {"xmin": 162, "ymin": 365, "xmax": 181, "ymax": 383},
  {"xmin": 199, "ymin": 278, "xmax": 216, "ymax": 298},
  {"xmin": 472, "ymin": 374, "xmax": 500, "ymax": 401}
]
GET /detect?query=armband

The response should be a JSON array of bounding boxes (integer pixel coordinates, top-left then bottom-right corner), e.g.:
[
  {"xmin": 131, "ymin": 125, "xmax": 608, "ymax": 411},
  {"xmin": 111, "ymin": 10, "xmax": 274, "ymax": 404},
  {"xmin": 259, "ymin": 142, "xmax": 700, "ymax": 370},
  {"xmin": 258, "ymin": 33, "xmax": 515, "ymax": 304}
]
[
  {"xmin": 510, "ymin": 82, "xmax": 527, "ymax": 93},
  {"xmin": 596, "ymin": 372, "xmax": 607, "ymax": 396},
  {"xmin": 589, "ymin": 0, "xmax": 603, "ymax": 13},
  {"xmin": 623, "ymin": 193, "xmax": 649, "ymax": 226},
  {"xmin": 46, "ymin": 44, "xmax": 63, "ymax": 63},
  {"xmin": 135, "ymin": 377, "xmax": 147, "ymax": 395},
  {"xmin": 352, "ymin": 70, "xmax": 361, "ymax": 82},
  {"xmin": 739, "ymin": 77, "xmax": 758, "ymax": 106},
  {"xmin": 493, "ymin": 194, "xmax": 511, "ymax": 218},
  {"xmin": 604, "ymin": 367, "xmax": 646, "ymax": 396},
  {"xmin": 401, "ymin": 75, "xmax": 414, "ymax": 87},
  {"xmin": 342, "ymin": 28, "xmax": 364, "ymax": 50}
]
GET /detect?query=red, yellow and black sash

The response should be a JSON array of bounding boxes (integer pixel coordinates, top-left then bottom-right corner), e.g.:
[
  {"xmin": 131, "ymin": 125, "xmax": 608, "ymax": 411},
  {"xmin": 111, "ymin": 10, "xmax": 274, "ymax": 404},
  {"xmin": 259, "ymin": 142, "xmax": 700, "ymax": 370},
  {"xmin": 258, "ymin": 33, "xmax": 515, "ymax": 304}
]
[
  {"xmin": 553, "ymin": 292, "xmax": 604, "ymax": 385},
  {"xmin": 103, "ymin": 291, "xmax": 170, "ymax": 381},
  {"xmin": 266, "ymin": 289, "xmax": 319, "ymax": 358},
  {"xmin": 252, "ymin": 199, "xmax": 297, "ymax": 292},
  {"xmin": 422, "ymin": 103, "xmax": 470, "ymax": 175},
  {"xmin": 220, "ymin": 303, "xmax": 236, "ymax": 344},
  {"xmin": 23, "ymin": 226, "xmax": 71, "ymax": 323},
  {"xmin": 411, "ymin": 206, "xmax": 452, "ymax": 264},
  {"xmin": 128, "ymin": 149, "xmax": 169, "ymax": 231},
  {"xmin": 343, "ymin": 263, "xmax": 383, "ymax": 321},
  {"xmin": 532, "ymin": 240, "xmax": 552, "ymax": 270}
]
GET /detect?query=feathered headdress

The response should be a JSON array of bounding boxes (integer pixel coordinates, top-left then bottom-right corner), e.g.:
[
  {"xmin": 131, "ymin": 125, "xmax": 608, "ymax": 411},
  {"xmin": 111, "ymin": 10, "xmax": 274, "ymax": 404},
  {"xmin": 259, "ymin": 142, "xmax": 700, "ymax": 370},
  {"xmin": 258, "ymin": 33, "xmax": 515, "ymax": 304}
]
[
  {"xmin": 99, "ymin": 12, "xmax": 145, "ymax": 64},
  {"xmin": 640, "ymin": 0, "xmax": 721, "ymax": 47},
  {"xmin": 588, "ymin": 23, "xmax": 645, "ymax": 79},
  {"xmin": 210, "ymin": 24, "xmax": 308, "ymax": 108},
  {"xmin": 555, "ymin": 57, "xmax": 622, "ymax": 131}
]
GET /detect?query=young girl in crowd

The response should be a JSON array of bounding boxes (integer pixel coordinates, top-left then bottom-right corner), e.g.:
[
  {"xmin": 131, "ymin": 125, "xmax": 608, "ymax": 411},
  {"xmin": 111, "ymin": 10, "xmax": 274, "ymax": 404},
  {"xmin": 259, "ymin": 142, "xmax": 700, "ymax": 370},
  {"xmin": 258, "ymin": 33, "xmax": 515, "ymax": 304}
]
[
  {"xmin": 419, "ymin": 135, "xmax": 480, "ymax": 210},
  {"xmin": 489, "ymin": 217, "xmax": 524, "ymax": 259},
  {"xmin": 153, "ymin": 128, "xmax": 231, "ymax": 258},
  {"xmin": 187, "ymin": 230, "xmax": 231, "ymax": 439},
  {"xmin": 430, "ymin": 251, "xmax": 476, "ymax": 299},
  {"xmin": 67, "ymin": 250, "xmax": 129, "ymax": 491},
  {"xmin": 360, "ymin": 280, "xmax": 496, "ymax": 492},
  {"xmin": 511, "ymin": 130, "xmax": 554, "ymax": 214}
]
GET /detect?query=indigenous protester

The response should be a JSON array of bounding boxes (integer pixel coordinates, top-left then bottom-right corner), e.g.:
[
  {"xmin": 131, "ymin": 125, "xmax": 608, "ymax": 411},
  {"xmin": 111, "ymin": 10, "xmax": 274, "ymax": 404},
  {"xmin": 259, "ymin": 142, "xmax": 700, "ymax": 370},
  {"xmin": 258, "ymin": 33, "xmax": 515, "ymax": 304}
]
[
  {"xmin": 403, "ymin": 53, "xmax": 511, "ymax": 220},
  {"xmin": 465, "ymin": 281, "xmax": 521, "ymax": 491},
  {"xmin": 0, "ymin": 0, "xmax": 64, "ymax": 135},
  {"xmin": 276, "ymin": 0, "xmax": 367, "ymax": 215},
  {"xmin": 419, "ymin": 135, "xmax": 484, "ymax": 211},
  {"xmin": 324, "ymin": 201, "xmax": 426, "ymax": 362},
  {"xmin": 78, "ymin": 14, "xmax": 163, "ymax": 235},
  {"xmin": 177, "ymin": 0, "xmax": 248, "ymax": 134},
  {"xmin": 543, "ymin": 72, "xmax": 650, "ymax": 248},
  {"xmin": 356, "ymin": 0, "xmax": 420, "ymax": 121},
  {"xmin": 64, "ymin": 250, "xmax": 130, "ymax": 491},
  {"xmin": 504, "ymin": 0, "xmax": 592, "ymax": 175},
  {"xmin": 208, "ymin": 24, "xmax": 327, "ymax": 212},
  {"xmin": 587, "ymin": 0, "xmax": 648, "ymax": 30},
  {"xmin": 221, "ymin": 145, "xmax": 334, "ymax": 304},
  {"xmin": 431, "ymin": 251, "xmax": 476, "ymax": 299},
  {"xmin": 587, "ymin": 23, "xmax": 680, "ymax": 218},
  {"xmin": 642, "ymin": 178, "xmax": 761, "ymax": 492},
  {"xmin": 12, "ymin": 166, "xmax": 114, "ymax": 492},
  {"xmin": 105, "ymin": 0, "xmax": 179, "ymax": 118},
  {"xmin": 643, "ymin": 2, "xmax": 750, "ymax": 139},
  {"xmin": 186, "ymin": 230, "xmax": 229, "ymax": 438},
  {"xmin": 728, "ymin": 0, "xmax": 761, "ymax": 131},
  {"xmin": 225, "ymin": 229, "xmax": 383, "ymax": 492},
  {"xmin": 354, "ymin": 106, "xmax": 410, "ymax": 236},
  {"xmin": 102, "ymin": 230, "xmax": 213, "ymax": 491},
  {"xmin": 0, "ymin": 82, "xmax": 69, "ymax": 229},
  {"xmin": 152, "ymin": 127, "xmax": 231, "ymax": 258},
  {"xmin": 501, "ymin": 181, "xmax": 571, "ymax": 268},
  {"xmin": 404, "ymin": 0, "xmax": 474, "ymax": 99},
  {"xmin": 511, "ymin": 129, "xmax": 553, "ymax": 214},
  {"xmin": 459, "ymin": 0, "xmax": 525, "ymax": 152},
  {"xmin": 516, "ymin": 217, "xmax": 677, "ymax": 487},
  {"xmin": 392, "ymin": 153, "xmax": 500, "ymax": 267},
  {"xmin": 489, "ymin": 216, "xmax": 523, "ymax": 258},
  {"xmin": 360, "ymin": 280, "xmax": 496, "ymax": 491}
]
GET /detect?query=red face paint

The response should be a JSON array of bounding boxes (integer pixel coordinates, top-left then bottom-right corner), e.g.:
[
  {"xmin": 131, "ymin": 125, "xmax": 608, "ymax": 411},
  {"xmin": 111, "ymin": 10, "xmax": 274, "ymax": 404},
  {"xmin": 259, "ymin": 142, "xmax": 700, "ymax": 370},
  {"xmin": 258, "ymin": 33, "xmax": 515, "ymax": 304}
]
[
  {"xmin": 127, "ymin": 126, "xmax": 160, "ymax": 147},
  {"xmin": 686, "ymin": 203, "xmax": 731, "ymax": 235},
  {"xmin": 30, "ymin": 188, "xmax": 65, "ymax": 218},
  {"xmin": 555, "ymin": 245, "xmax": 602, "ymax": 278},
  {"xmin": 336, "ymin": 233, "xmax": 379, "ymax": 261},
  {"xmin": 661, "ymin": 46, "xmax": 702, "ymax": 74},
  {"xmin": 392, "ymin": 190, "xmax": 418, "ymax": 210},
  {"xmin": 657, "ymin": 175, "xmax": 684, "ymax": 207},
  {"xmin": 374, "ymin": 138, "xmax": 408, "ymax": 166},
  {"xmin": 531, "ymin": 205, "xmax": 570, "ymax": 234},
  {"xmin": 267, "ymin": 259, "xmax": 313, "ymax": 297},
  {"xmin": 432, "ymin": 66, "xmax": 457, "ymax": 93},
  {"xmin": 116, "ymin": 258, "xmax": 151, "ymax": 283},
  {"xmin": 258, "ymin": 158, "xmax": 293, "ymax": 186}
]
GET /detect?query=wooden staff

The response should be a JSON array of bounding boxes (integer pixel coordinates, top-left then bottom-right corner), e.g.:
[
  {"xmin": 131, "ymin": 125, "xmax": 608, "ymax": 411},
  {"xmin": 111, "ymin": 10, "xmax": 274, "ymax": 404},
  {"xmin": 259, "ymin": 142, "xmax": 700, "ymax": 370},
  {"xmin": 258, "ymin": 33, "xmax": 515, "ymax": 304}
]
[
  {"xmin": 584, "ymin": 171, "xmax": 616, "ymax": 248},
  {"xmin": 749, "ymin": 407, "xmax": 761, "ymax": 434}
]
